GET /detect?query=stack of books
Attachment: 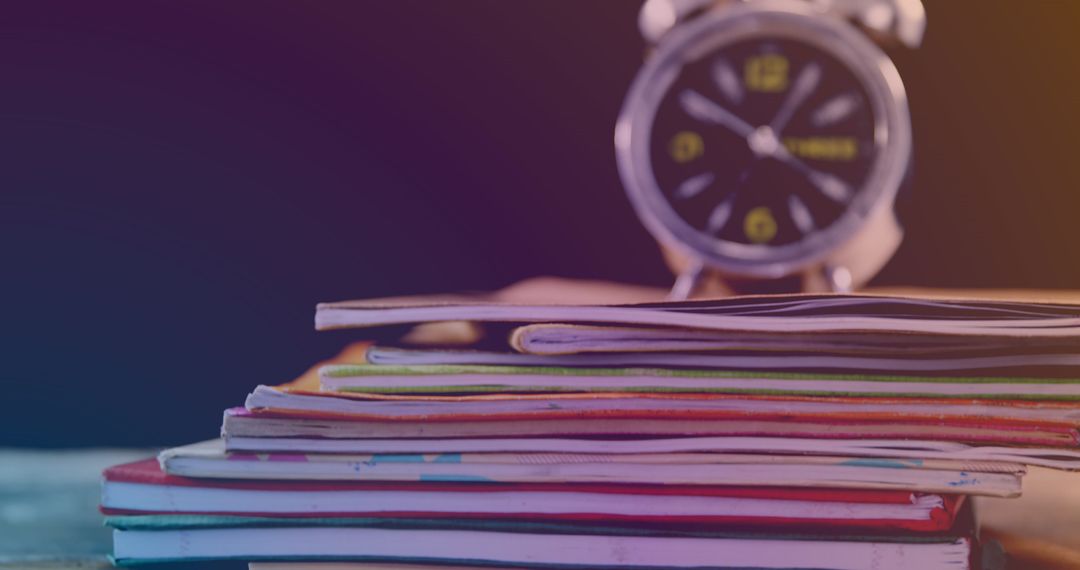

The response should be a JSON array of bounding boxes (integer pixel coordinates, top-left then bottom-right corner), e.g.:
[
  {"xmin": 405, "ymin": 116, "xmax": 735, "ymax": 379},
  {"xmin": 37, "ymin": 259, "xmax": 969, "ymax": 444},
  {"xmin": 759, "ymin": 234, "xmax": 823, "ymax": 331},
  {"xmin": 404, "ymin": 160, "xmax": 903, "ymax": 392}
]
[{"xmin": 101, "ymin": 292, "xmax": 1080, "ymax": 569}]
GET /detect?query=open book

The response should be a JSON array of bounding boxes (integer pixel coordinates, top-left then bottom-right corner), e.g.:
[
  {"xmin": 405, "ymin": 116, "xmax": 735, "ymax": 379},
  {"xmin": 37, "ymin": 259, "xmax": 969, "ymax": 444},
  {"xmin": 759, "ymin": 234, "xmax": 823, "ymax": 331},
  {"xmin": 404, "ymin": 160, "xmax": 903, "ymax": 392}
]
[
  {"xmin": 316, "ymin": 292, "xmax": 1080, "ymax": 337},
  {"xmin": 317, "ymin": 291, "xmax": 1080, "ymax": 378}
]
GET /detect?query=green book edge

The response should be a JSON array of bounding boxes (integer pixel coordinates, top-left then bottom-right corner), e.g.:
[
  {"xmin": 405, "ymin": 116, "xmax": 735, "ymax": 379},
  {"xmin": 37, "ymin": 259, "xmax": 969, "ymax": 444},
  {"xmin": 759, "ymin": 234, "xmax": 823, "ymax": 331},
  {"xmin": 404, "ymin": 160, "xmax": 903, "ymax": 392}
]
[
  {"xmin": 332, "ymin": 384, "xmax": 1080, "ymax": 400},
  {"xmin": 323, "ymin": 363, "xmax": 1080, "ymax": 384}
]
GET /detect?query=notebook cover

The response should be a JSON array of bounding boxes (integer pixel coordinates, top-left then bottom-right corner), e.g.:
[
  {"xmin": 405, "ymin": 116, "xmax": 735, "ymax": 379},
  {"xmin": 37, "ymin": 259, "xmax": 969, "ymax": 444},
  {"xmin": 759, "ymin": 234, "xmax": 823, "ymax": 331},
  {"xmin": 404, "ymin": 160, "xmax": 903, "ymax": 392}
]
[
  {"xmin": 103, "ymin": 457, "xmax": 929, "ymax": 501},
  {"xmin": 254, "ymin": 388, "xmax": 1080, "ymax": 428},
  {"xmin": 104, "ymin": 512, "xmax": 969, "ymax": 539},
  {"xmin": 314, "ymin": 291, "xmax": 1080, "ymax": 340},
  {"xmin": 229, "ymin": 408, "xmax": 1080, "ymax": 448},
  {"xmin": 311, "ymin": 365, "xmax": 1080, "ymax": 402}
]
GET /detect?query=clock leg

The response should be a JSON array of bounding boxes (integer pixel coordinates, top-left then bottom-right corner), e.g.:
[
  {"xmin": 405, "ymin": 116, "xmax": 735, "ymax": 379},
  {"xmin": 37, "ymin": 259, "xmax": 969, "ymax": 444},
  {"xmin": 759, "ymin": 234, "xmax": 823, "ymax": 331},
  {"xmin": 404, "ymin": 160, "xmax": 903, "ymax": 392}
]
[
  {"xmin": 825, "ymin": 264, "xmax": 855, "ymax": 293},
  {"xmin": 668, "ymin": 259, "xmax": 706, "ymax": 301}
]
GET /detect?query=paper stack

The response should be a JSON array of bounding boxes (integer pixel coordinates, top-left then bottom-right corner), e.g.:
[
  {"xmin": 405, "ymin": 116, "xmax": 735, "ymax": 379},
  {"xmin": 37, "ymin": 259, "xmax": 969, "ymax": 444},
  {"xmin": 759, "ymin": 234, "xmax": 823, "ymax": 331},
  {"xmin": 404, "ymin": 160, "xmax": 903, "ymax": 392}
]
[{"xmin": 101, "ymin": 292, "xmax": 1080, "ymax": 569}]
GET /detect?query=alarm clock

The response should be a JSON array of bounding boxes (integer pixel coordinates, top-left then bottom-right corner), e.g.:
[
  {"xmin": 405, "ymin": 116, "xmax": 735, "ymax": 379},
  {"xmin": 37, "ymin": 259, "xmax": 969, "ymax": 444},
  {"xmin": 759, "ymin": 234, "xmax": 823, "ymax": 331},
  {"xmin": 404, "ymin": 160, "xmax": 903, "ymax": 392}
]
[{"xmin": 615, "ymin": 0, "xmax": 924, "ymax": 298}]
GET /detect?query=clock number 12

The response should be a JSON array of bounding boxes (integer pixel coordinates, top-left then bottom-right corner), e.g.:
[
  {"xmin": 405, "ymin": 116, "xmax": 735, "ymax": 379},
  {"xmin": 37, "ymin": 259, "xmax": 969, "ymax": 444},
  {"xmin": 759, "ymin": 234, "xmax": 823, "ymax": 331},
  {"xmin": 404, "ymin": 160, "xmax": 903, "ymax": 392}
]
[{"xmin": 745, "ymin": 54, "xmax": 789, "ymax": 93}]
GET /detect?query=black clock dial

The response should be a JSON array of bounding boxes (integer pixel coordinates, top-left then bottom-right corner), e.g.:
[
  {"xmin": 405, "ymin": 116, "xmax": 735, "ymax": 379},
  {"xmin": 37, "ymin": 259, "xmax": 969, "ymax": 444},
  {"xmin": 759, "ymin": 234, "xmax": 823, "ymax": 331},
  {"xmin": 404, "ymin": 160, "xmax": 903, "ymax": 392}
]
[{"xmin": 649, "ymin": 37, "xmax": 878, "ymax": 248}]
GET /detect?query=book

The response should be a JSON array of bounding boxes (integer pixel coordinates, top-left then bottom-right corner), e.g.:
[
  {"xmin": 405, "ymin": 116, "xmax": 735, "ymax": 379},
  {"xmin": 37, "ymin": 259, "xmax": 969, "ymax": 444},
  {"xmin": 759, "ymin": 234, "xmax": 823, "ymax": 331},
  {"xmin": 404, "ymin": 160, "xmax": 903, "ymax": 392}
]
[
  {"xmin": 243, "ymin": 386, "xmax": 1080, "ymax": 438},
  {"xmin": 315, "ymin": 292, "xmax": 1080, "ymax": 338},
  {"xmin": 366, "ymin": 344, "xmax": 1080, "ymax": 375},
  {"xmin": 314, "ymin": 364, "xmax": 1080, "ymax": 399},
  {"xmin": 101, "ymin": 458, "xmax": 965, "ymax": 531},
  {"xmin": 111, "ymin": 525, "xmax": 973, "ymax": 569},
  {"xmin": 264, "ymin": 383, "xmax": 1080, "ymax": 424},
  {"xmin": 224, "ymin": 407, "xmax": 1080, "ymax": 448},
  {"xmin": 156, "ymin": 439, "xmax": 1024, "ymax": 497},
  {"xmin": 371, "ymin": 344, "xmax": 1080, "ymax": 377},
  {"xmin": 222, "ymin": 434, "xmax": 1080, "ymax": 471},
  {"xmin": 506, "ymin": 323, "xmax": 1080, "ymax": 358}
]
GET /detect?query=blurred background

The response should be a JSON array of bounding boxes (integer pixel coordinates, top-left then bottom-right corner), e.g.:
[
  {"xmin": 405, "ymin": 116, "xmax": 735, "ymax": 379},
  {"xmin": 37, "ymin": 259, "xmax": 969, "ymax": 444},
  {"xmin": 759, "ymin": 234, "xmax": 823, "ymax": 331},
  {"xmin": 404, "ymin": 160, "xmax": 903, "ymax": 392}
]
[{"xmin": 3, "ymin": 1, "xmax": 1080, "ymax": 447}]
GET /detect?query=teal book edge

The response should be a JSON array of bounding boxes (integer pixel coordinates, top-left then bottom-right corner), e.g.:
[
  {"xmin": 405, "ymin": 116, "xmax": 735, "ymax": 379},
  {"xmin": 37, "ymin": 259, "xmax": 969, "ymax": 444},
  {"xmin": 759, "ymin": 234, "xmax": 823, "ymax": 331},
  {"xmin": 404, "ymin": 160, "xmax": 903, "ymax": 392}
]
[
  {"xmin": 112, "ymin": 552, "xmax": 882, "ymax": 569},
  {"xmin": 104, "ymin": 514, "xmax": 963, "ymax": 542}
]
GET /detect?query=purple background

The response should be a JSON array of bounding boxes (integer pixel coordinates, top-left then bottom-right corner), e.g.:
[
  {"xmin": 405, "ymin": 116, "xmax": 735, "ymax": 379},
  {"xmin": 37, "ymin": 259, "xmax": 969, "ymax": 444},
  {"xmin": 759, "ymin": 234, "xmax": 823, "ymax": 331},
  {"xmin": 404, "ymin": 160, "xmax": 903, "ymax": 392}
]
[{"xmin": 4, "ymin": 2, "xmax": 1080, "ymax": 446}]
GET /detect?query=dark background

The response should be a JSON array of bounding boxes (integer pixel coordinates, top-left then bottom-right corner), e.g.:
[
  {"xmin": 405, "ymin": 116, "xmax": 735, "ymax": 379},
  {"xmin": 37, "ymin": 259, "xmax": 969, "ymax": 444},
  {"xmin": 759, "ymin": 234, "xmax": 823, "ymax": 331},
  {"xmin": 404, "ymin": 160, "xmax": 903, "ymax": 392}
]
[{"xmin": 3, "ymin": 1, "xmax": 1080, "ymax": 447}]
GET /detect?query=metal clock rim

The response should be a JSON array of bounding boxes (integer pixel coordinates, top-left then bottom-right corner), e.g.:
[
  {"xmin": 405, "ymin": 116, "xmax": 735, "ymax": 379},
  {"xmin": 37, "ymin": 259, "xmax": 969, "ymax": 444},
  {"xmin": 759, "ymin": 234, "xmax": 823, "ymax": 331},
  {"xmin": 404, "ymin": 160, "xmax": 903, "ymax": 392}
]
[{"xmin": 615, "ymin": 0, "xmax": 912, "ymax": 279}]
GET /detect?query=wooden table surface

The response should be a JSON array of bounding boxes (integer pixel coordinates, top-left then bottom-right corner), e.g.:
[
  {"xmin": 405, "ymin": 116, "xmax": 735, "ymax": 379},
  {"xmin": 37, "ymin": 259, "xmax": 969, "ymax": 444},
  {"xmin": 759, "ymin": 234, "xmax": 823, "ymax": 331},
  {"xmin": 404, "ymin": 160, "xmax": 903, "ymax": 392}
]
[
  {"xmin": 975, "ymin": 466, "xmax": 1080, "ymax": 569},
  {"xmin": 0, "ymin": 448, "xmax": 144, "ymax": 569},
  {"xmin": 0, "ymin": 449, "xmax": 237, "ymax": 570}
]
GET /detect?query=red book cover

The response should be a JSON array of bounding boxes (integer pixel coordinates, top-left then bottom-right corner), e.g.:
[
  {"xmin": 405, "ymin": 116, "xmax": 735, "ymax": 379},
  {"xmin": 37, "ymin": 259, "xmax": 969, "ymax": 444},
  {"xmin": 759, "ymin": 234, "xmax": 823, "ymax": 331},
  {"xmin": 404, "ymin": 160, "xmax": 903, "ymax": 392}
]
[{"xmin": 101, "ymin": 458, "xmax": 964, "ymax": 531}]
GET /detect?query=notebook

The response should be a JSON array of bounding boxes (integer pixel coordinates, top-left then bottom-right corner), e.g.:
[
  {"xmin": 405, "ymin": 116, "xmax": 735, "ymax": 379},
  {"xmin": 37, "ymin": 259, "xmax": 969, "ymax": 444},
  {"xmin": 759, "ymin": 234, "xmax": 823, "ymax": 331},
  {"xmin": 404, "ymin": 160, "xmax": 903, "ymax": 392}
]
[
  {"xmin": 111, "ymin": 524, "xmax": 973, "ymax": 569},
  {"xmin": 315, "ymin": 364, "xmax": 1080, "ymax": 399},
  {"xmin": 221, "ymin": 433, "xmax": 1080, "ymax": 470},
  {"xmin": 224, "ymin": 407, "xmax": 1080, "ymax": 448},
  {"xmin": 155, "ymin": 439, "xmax": 1024, "ymax": 497},
  {"xmin": 101, "ymin": 458, "xmax": 965, "ymax": 531},
  {"xmin": 366, "ymin": 344, "xmax": 1080, "ymax": 376},
  {"xmin": 315, "ymin": 292, "xmax": 1080, "ymax": 338},
  {"xmin": 506, "ymin": 323, "xmax": 1080, "ymax": 358}
]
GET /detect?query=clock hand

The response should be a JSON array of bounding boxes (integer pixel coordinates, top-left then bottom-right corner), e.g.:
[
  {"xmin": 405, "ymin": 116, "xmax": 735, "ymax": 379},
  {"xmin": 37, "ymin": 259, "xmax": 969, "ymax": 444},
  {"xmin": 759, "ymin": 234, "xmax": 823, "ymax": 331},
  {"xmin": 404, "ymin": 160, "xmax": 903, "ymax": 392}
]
[
  {"xmin": 679, "ymin": 80, "xmax": 849, "ymax": 203},
  {"xmin": 679, "ymin": 89, "xmax": 755, "ymax": 139},
  {"xmin": 769, "ymin": 63, "xmax": 822, "ymax": 134},
  {"xmin": 773, "ymin": 144, "xmax": 853, "ymax": 203}
]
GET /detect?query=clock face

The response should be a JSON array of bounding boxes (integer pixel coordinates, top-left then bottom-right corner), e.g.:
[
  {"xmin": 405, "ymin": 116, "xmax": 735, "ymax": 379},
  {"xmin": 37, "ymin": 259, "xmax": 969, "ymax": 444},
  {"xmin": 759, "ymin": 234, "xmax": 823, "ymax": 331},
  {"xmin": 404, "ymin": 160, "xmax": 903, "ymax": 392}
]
[{"xmin": 647, "ymin": 37, "xmax": 880, "ymax": 249}]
